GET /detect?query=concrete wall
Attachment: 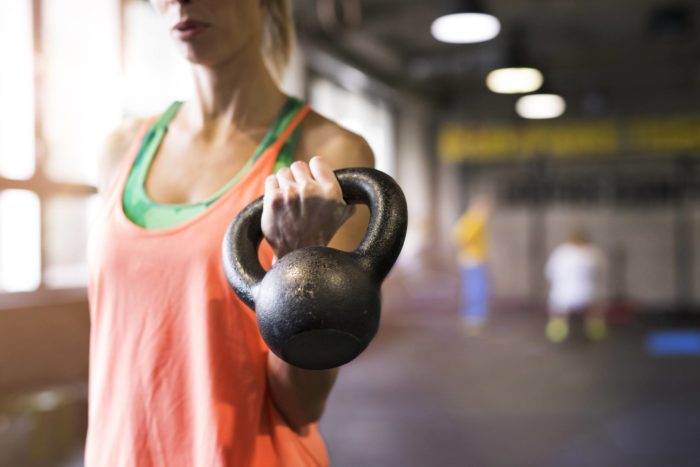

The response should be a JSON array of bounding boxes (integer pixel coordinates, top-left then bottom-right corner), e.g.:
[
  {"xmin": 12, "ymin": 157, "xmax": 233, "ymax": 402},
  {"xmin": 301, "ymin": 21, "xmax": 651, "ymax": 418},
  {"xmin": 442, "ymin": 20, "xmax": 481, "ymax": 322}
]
[
  {"xmin": 451, "ymin": 160, "xmax": 700, "ymax": 311},
  {"xmin": 489, "ymin": 207, "xmax": 533, "ymax": 305},
  {"xmin": 393, "ymin": 95, "xmax": 441, "ymax": 268},
  {"xmin": 694, "ymin": 206, "xmax": 700, "ymax": 304}
]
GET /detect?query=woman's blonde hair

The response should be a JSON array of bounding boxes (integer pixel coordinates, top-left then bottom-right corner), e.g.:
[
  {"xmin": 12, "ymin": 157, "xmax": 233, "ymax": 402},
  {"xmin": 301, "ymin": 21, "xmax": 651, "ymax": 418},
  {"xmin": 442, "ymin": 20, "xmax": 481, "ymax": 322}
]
[{"xmin": 261, "ymin": 0, "xmax": 295, "ymax": 83}]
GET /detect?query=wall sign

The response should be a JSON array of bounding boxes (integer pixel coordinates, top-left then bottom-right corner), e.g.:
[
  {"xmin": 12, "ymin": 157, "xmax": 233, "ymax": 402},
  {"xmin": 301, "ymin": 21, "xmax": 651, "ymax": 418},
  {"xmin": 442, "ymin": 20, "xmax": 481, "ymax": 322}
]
[{"xmin": 439, "ymin": 117, "xmax": 700, "ymax": 162}]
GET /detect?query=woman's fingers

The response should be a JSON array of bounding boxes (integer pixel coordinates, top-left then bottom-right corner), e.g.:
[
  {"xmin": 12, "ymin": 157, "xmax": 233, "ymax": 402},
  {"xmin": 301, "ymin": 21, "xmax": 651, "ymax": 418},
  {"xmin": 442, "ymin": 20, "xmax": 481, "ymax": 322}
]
[
  {"xmin": 307, "ymin": 157, "xmax": 353, "ymax": 225},
  {"xmin": 289, "ymin": 160, "xmax": 314, "ymax": 184},
  {"xmin": 264, "ymin": 174, "xmax": 282, "ymax": 214},
  {"xmin": 272, "ymin": 157, "xmax": 347, "ymax": 213},
  {"xmin": 276, "ymin": 167, "xmax": 296, "ymax": 194},
  {"xmin": 265, "ymin": 173, "xmax": 280, "ymax": 192},
  {"xmin": 308, "ymin": 156, "xmax": 334, "ymax": 181},
  {"xmin": 262, "ymin": 157, "xmax": 357, "ymax": 256},
  {"xmin": 290, "ymin": 160, "xmax": 317, "ymax": 201},
  {"xmin": 276, "ymin": 167, "xmax": 300, "ymax": 215},
  {"xmin": 309, "ymin": 156, "xmax": 342, "ymax": 199}
]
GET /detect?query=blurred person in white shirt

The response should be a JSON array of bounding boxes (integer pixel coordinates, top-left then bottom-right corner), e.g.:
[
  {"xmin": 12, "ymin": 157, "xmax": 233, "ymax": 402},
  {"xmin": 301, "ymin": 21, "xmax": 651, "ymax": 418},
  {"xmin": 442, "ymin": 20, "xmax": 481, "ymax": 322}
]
[{"xmin": 545, "ymin": 227, "xmax": 607, "ymax": 343}]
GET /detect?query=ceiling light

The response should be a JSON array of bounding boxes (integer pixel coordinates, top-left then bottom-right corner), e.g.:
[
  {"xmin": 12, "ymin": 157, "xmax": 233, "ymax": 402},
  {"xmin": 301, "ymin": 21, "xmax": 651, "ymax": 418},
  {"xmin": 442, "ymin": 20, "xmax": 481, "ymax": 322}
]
[
  {"xmin": 486, "ymin": 27, "xmax": 543, "ymax": 94},
  {"xmin": 486, "ymin": 67, "xmax": 543, "ymax": 94},
  {"xmin": 516, "ymin": 93, "xmax": 566, "ymax": 119},
  {"xmin": 431, "ymin": 0, "xmax": 501, "ymax": 44}
]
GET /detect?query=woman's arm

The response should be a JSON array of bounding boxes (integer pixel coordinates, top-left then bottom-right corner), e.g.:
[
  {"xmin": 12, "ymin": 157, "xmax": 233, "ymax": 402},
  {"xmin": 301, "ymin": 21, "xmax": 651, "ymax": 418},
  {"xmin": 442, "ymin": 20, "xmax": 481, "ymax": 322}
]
[{"xmin": 263, "ymin": 129, "xmax": 374, "ymax": 431}]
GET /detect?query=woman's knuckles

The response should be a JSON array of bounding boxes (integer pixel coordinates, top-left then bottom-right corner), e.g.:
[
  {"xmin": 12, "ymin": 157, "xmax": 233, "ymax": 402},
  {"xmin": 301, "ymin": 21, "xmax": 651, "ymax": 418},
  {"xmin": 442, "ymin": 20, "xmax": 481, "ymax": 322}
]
[
  {"xmin": 296, "ymin": 180, "xmax": 315, "ymax": 196},
  {"xmin": 282, "ymin": 186, "xmax": 298, "ymax": 201},
  {"xmin": 318, "ymin": 183, "xmax": 340, "ymax": 200}
]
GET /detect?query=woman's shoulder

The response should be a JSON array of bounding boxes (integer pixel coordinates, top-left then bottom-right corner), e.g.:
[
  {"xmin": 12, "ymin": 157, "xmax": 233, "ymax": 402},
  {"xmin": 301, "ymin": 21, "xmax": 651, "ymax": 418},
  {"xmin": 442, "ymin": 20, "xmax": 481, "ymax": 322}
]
[
  {"xmin": 97, "ymin": 117, "xmax": 149, "ymax": 196},
  {"xmin": 297, "ymin": 109, "xmax": 375, "ymax": 169}
]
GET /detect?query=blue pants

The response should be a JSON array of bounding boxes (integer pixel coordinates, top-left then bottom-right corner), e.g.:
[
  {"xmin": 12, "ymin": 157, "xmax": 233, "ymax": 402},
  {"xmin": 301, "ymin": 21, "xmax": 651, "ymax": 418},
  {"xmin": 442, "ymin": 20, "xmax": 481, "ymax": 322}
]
[{"xmin": 460, "ymin": 264, "xmax": 489, "ymax": 323}]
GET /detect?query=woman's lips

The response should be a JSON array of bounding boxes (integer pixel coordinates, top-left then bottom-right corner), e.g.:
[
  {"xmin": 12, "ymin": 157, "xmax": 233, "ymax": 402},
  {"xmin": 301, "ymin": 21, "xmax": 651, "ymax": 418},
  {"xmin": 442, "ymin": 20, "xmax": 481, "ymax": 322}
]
[{"xmin": 173, "ymin": 18, "xmax": 210, "ymax": 40}]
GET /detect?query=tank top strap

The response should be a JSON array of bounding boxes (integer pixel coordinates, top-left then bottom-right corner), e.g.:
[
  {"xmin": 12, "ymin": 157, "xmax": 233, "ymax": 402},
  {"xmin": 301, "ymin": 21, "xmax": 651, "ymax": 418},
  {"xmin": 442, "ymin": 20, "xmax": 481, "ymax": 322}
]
[
  {"xmin": 152, "ymin": 101, "xmax": 183, "ymax": 133},
  {"xmin": 272, "ymin": 99, "xmax": 310, "ymax": 149},
  {"xmin": 121, "ymin": 101, "xmax": 181, "ymax": 199},
  {"xmin": 104, "ymin": 117, "xmax": 156, "ymax": 208},
  {"xmin": 271, "ymin": 100, "xmax": 310, "ymax": 173}
]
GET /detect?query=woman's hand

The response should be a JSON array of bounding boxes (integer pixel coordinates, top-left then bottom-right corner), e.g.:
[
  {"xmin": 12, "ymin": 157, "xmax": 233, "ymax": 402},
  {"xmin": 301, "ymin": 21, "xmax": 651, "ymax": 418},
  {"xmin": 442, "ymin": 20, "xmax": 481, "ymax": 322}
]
[{"xmin": 262, "ymin": 156, "xmax": 355, "ymax": 258}]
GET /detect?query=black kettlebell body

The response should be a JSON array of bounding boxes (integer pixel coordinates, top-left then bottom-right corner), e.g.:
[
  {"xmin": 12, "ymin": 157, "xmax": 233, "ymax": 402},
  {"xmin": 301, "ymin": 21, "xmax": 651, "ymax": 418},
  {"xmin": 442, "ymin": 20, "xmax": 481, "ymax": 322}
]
[
  {"xmin": 222, "ymin": 168, "xmax": 407, "ymax": 370},
  {"xmin": 257, "ymin": 248, "xmax": 381, "ymax": 370}
]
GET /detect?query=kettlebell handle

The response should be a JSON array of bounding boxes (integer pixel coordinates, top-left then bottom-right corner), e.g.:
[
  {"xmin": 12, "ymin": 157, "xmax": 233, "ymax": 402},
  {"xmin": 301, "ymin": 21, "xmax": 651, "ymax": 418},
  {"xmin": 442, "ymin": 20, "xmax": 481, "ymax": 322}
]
[{"xmin": 222, "ymin": 167, "xmax": 408, "ymax": 310}]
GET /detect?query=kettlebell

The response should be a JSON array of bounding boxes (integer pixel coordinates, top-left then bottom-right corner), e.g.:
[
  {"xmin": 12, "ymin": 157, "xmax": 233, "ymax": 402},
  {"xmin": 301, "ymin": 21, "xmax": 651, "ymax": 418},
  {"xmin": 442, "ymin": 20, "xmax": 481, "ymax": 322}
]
[{"xmin": 222, "ymin": 168, "xmax": 407, "ymax": 370}]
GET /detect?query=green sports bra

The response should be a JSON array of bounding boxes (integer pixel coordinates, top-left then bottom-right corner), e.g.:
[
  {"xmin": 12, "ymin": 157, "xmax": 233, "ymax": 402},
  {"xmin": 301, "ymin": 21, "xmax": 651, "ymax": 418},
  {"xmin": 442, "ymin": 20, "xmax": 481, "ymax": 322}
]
[{"xmin": 123, "ymin": 97, "xmax": 305, "ymax": 229}]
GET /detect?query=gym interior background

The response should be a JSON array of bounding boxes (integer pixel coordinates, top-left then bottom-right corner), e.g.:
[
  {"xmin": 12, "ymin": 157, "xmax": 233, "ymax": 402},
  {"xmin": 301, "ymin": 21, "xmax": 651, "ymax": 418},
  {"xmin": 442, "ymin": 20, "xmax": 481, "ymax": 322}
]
[{"xmin": 1, "ymin": 0, "xmax": 699, "ymax": 465}]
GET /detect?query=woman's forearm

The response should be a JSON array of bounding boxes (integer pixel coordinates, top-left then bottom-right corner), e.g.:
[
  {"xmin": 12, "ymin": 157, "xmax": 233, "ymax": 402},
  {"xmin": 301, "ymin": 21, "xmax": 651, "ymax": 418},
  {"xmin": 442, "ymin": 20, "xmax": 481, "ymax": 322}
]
[{"xmin": 267, "ymin": 352, "xmax": 338, "ymax": 432}]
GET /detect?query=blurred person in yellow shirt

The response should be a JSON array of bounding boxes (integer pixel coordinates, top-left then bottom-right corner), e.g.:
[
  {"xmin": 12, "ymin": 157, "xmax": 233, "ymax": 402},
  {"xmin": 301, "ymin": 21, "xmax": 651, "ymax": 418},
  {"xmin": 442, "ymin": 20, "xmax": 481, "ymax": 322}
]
[{"xmin": 452, "ymin": 196, "xmax": 492, "ymax": 334}]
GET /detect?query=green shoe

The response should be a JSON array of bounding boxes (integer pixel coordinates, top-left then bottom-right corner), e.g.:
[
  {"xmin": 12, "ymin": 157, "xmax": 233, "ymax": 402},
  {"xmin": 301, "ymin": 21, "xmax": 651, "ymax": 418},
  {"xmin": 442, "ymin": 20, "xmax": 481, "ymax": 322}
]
[
  {"xmin": 546, "ymin": 317, "xmax": 569, "ymax": 343},
  {"xmin": 585, "ymin": 317, "xmax": 607, "ymax": 341}
]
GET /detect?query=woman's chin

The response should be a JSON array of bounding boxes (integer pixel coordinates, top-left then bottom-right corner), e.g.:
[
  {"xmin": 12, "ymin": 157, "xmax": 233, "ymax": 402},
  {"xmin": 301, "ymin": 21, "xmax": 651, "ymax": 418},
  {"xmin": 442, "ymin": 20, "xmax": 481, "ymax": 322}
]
[
  {"xmin": 178, "ymin": 47, "xmax": 219, "ymax": 66},
  {"xmin": 174, "ymin": 34, "xmax": 260, "ymax": 68}
]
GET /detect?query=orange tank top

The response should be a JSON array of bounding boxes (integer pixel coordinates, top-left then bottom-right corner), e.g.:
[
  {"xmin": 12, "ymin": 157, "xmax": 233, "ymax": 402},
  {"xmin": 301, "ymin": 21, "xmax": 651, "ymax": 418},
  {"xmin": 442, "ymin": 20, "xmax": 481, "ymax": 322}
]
[{"xmin": 85, "ymin": 105, "xmax": 329, "ymax": 467}]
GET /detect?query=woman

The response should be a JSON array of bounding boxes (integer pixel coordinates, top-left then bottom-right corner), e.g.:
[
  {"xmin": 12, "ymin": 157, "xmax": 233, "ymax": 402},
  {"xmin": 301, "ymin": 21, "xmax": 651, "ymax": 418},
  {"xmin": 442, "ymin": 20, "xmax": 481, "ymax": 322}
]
[{"xmin": 86, "ymin": 0, "xmax": 374, "ymax": 465}]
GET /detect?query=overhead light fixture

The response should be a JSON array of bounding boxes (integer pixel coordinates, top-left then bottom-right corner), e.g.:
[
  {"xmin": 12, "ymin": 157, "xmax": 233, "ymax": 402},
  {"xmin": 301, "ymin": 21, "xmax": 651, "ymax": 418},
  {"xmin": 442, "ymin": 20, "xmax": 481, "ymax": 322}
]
[
  {"xmin": 516, "ymin": 92, "xmax": 566, "ymax": 120},
  {"xmin": 486, "ymin": 27, "xmax": 543, "ymax": 94},
  {"xmin": 431, "ymin": 0, "xmax": 501, "ymax": 44},
  {"xmin": 487, "ymin": 67, "xmax": 543, "ymax": 94}
]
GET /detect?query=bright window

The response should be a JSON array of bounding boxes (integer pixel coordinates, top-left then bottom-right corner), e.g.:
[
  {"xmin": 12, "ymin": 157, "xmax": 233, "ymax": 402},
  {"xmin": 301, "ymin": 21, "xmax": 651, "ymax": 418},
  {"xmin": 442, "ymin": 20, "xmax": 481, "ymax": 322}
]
[
  {"xmin": 41, "ymin": 0, "xmax": 122, "ymax": 185},
  {"xmin": 0, "ymin": 1, "xmax": 35, "ymax": 180},
  {"xmin": 0, "ymin": 190, "xmax": 41, "ymax": 292}
]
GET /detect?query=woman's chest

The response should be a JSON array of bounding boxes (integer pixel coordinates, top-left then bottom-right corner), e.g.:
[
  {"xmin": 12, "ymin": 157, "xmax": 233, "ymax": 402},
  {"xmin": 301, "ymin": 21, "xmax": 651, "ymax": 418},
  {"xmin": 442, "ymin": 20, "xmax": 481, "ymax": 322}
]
[{"xmin": 146, "ymin": 134, "xmax": 262, "ymax": 204}]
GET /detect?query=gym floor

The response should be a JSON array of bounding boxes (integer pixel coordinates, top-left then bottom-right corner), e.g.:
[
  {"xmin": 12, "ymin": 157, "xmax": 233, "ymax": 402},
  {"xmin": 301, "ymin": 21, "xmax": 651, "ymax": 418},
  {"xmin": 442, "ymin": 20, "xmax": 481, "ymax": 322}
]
[
  {"xmin": 321, "ymin": 307, "xmax": 700, "ymax": 467},
  {"xmin": 54, "ymin": 303, "xmax": 700, "ymax": 467}
]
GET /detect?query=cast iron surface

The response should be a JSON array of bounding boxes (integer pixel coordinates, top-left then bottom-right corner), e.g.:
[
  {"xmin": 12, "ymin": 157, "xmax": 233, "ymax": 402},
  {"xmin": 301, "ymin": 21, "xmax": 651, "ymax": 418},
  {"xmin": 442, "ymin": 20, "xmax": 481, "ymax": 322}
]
[{"xmin": 222, "ymin": 167, "xmax": 408, "ymax": 369}]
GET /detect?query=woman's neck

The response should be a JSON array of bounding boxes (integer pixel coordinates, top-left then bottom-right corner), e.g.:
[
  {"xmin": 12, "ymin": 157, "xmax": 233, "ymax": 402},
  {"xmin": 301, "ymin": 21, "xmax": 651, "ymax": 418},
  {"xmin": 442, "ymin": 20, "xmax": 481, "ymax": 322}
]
[{"xmin": 184, "ymin": 46, "xmax": 287, "ymax": 137}]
